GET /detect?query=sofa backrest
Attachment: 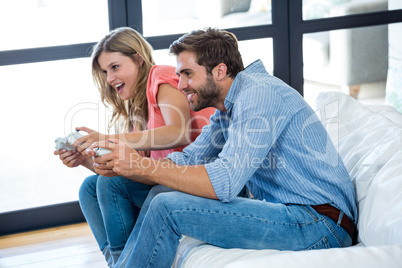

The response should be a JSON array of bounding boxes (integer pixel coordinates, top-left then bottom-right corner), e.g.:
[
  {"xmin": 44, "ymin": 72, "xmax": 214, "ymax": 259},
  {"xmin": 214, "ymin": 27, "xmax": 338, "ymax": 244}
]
[{"xmin": 314, "ymin": 91, "xmax": 402, "ymax": 246}]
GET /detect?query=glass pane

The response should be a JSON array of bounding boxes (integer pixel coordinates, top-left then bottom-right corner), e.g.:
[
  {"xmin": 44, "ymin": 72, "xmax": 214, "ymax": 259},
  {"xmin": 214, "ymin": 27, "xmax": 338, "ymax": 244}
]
[
  {"xmin": 303, "ymin": 25, "xmax": 388, "ymax": 107},
  {"xmin": 0, "ymin": 0, "xmax": 109, "ymax": 51},
  {"xmin": 0, "ymin": 58, "xmax": 113, "ymax": 212},
  {"xmin": 142, "ymin": 0, "xmax": 272, "ymax": 37},
  {"xmin": 152, "ymin": 38, "xmax": 273, "ymax": 75},
  {"xmin": 303, "ymin": 0, "xmax": 388, "ymax": 20},
  {"xmin": 385, "ymin": 0, "xmax": 402, "ymax": 112},
  {"xmin": 239, "ymin": 38, "xmax": 273, "ymax": 74}
]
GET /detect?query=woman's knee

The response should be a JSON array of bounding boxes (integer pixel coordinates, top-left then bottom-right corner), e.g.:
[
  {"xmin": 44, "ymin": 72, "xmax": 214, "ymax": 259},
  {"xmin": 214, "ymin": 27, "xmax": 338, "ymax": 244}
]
[
  {"xmin": 79, "ymin": 174, "xmax": 99, "ymax": 201},
  {"xmin": 96, "ymin": 175, "xmax": 130, "ymax": 190},
  {"xmin": 96, "ymin": 176, "xmax": 132, "ymax": 199}
]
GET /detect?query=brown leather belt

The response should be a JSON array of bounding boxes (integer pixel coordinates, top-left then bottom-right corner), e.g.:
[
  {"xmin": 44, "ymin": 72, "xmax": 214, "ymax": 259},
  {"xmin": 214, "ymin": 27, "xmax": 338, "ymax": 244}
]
[{"xmin": 311, "ymin": 204, "xmax": 357, "ymax": 243}]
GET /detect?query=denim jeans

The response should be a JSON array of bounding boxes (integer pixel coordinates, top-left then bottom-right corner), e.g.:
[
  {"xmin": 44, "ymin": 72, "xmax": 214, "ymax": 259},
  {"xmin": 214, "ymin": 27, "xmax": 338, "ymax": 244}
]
[
  {"xmin": 115, "ymin": 186, "xmax": 352, "ymax": 268},
  {"xmin": 78, "ymin": 175, "xmax": 153, "ymax": 267}
]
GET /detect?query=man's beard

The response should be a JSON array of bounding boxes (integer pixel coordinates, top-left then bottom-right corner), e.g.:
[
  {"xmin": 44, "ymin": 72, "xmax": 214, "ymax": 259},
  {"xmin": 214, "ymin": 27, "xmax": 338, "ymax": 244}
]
[{"xmin": 191, "ymin": 75, "xmax": 221, "ymax": 111}]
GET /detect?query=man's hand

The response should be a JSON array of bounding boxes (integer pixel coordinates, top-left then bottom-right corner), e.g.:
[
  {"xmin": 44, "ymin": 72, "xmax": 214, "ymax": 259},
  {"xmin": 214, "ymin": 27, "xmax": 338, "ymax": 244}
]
[
  {"xmin": 90, "ymin": 140, "xmax": 144, "ymax": 178},
  {"xmin": 90, "ymin": 140, "xmax": 156, "ymax": 185},
  {"xmin": 90, "ymin": 140, "xmax": 216, "ymax": 197}
]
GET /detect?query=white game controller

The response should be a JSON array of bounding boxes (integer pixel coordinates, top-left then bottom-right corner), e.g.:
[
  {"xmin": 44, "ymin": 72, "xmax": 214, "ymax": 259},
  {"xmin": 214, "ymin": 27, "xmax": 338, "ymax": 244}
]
[{"xmin": 55, "ymin": 131, "xmax": 111, "ymax": 156}]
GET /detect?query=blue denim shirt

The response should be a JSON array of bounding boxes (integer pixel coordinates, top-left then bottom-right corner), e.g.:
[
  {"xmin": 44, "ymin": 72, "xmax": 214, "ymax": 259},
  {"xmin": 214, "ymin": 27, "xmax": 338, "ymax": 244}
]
[{"xmin": 167, "ymin": 60, "xmax": 357, "ymax": 223}]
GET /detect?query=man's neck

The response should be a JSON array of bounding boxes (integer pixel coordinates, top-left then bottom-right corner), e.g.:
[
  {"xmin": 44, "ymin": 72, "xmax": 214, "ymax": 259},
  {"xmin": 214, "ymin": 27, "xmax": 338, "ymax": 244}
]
[{"xmin": 215, "ymin": 78, "xmax": 234, "ymax": 112}]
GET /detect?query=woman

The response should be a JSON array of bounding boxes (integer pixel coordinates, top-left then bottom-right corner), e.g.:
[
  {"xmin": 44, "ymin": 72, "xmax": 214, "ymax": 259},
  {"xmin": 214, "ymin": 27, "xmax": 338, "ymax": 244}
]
[{"xmin": 54, "ymin": 27, "xmax": 214, "ymax": 267}]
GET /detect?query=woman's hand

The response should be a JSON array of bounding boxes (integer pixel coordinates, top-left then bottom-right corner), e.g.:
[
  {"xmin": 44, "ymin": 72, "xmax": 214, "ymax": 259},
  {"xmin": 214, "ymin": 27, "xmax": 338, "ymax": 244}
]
[
  {"xmin": 54, "ymin": 149, "xmax": 87, "ymax": 168},
  {"xmin": 73, "ymin": 126, "xmax": 108, "ymax": 153}
]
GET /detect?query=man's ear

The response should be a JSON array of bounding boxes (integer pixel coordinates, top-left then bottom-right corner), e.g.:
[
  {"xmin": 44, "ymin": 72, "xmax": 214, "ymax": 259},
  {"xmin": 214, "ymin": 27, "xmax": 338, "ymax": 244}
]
[{"xmin": 214, "ymin": 63, "xmax": 228, "ymax": 80}]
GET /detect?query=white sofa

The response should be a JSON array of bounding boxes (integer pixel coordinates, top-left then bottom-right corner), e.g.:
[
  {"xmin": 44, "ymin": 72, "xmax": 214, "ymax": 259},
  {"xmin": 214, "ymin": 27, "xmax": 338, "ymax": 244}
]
[{"xmin": 172, "ymin": 91, "xmax": 402, "ymax": 268}]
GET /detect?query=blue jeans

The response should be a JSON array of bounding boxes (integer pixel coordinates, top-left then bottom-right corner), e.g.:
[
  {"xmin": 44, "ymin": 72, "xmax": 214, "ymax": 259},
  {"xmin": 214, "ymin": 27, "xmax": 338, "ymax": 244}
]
[
  {"xmin": 115, "ymin": 186, "xmax": 352, "ymax": 268},
  {"xmin": 78, "ymin": 175, "xmax": 153, "ymax": 267}
]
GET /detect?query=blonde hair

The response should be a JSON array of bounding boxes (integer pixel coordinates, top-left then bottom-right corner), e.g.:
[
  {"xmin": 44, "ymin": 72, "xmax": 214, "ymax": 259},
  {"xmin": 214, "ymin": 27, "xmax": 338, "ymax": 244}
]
[{"xmin": 91, "ymin": 27, "xmax": 155, "ymax": 133}]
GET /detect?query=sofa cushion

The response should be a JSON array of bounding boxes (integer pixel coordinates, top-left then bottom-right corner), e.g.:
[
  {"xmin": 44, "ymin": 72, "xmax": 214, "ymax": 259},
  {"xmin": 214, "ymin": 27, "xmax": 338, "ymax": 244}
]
[
  {"xmin": 225, "ymin": 244, "xmax": 402, "ymax": 268},
  {"xmin": 314, "ymin": 91, "xmax": 402, "ymax": 246}
]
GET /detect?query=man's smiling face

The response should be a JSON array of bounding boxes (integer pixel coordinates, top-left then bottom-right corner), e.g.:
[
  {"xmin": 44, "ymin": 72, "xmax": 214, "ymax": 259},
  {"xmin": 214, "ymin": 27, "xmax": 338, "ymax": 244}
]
[{"xmin": 176, "ymin": 51, "xmax": 221, "ymax": 111}]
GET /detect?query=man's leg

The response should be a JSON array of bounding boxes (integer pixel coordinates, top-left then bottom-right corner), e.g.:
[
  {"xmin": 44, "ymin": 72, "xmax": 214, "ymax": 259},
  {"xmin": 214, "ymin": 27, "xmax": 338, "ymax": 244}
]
[
  {"xmin": 124, "ymin": 191, "xmax": 352, "ymax": 268},
  {"xmin": 115, "ymin": 185, "xmax": 174, "ymax": 267}
]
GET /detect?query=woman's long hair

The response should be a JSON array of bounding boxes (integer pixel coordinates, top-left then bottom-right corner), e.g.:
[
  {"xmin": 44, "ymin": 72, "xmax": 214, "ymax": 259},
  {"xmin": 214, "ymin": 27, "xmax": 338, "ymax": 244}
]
[{"xmin": 91, "ymin": 27, "xmax": 155, "ymax": 133}]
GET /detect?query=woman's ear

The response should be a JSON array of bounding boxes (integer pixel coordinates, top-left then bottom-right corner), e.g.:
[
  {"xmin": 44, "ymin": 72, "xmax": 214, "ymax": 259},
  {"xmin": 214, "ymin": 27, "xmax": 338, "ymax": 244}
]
[{"xmin": 135, "ymin": 52, "xmax": 144, "ymax": 66}]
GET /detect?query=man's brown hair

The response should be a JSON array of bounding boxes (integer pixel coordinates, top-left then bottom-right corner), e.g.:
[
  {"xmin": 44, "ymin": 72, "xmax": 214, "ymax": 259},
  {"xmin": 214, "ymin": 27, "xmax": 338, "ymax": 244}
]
[{"xmin": 169, "ymin": 28, "xmax": 244, "ymax": 78}]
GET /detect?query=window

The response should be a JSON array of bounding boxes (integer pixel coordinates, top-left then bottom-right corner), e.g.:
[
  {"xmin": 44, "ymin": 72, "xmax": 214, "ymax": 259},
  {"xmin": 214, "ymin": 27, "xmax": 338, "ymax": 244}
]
[
  {"xmin": 0, "ymin": 0, "xmax": 108, "ymax": 51},
  {"xmin": 0, "ymin": 0, "xmax": 109, "ymax": 231},
  {"xmin": 303, "ymin": 25, "xmax": 388, "ymax": 106},
  {"xmin": 302, "ymin": 0, "xmax": 387, "ymax": 20},
  {"xmin": 0, "ymin": 58, "xmax": 110, "ymax": 212},
  {"xmin": 142, "ymin": 0, "xmax": 272, "ymax": 37}
]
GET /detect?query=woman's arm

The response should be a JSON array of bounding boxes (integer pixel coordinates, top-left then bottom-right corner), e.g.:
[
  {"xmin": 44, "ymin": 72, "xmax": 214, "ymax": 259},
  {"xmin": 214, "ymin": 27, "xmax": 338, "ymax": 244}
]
[
  {"xmin": 74, "ymin": 83, "xmax": 191, "ymax": 152},
  {"xmin": 114, "ymin": 83, "xmax": 191, "ymax": 150}
]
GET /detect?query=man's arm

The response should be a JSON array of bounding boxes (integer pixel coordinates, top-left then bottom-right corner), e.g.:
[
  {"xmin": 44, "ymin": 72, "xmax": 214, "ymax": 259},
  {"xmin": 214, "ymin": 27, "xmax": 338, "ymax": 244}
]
[
  {"xmin": 136, "ymin": 158, "xmax": 217, "ymax": 199},
  {"xmin": 91, "ymin": 112, "xmax": 223, "ymax": 199},
  {"xmin": 91, "ymin": 141, "xmax": 218, "ymax": 199}
]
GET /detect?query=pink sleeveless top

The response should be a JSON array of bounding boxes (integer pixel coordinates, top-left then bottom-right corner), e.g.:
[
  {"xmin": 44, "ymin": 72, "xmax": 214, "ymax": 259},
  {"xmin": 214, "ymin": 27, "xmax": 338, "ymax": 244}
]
[{"xmin": 145, "ymin": 65, "xmax": 215, "ymax": 159}]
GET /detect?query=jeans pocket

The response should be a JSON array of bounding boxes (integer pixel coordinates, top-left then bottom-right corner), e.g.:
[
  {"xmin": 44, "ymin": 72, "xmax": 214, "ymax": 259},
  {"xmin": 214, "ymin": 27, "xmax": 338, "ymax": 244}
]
[{"xmin": 307, "ymin": 236, "xmax": 330, "ymax": 250}]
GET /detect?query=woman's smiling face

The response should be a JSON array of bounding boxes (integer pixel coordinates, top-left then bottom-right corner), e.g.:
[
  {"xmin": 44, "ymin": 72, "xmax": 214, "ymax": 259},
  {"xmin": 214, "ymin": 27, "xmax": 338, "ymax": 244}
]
[{"xmin": 98, "ymin": 51, "xmax": 141, "ymax": 101}]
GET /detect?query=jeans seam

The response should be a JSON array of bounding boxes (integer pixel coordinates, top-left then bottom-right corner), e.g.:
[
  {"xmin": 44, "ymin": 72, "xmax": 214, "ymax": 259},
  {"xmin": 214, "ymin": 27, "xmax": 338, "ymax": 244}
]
[
  {"xmin": 148, "ymin": 213, "xmax": 172, "ymax": 268},
  {"xmin": 291, "ymin": 206, "xmax": 341, "ymax": 249},
  {"xmin": 298, "ymin": 206, "xmax": 345, "ymax": 247},
  {"xmin": 293, "ymin": 205, "xmax": 319, "ymax": 226},
  {"xmin": 307, "ymin": 236, "xmax": 330, "ymax": 250},
  {"xmin": 305, "ymin": 209, "xmax": 318, "ymax": 220},
  {"xmin": 322, "ymin": 216, "xmax": 345, "ymax": 247},
  {"xmin": 111, "ymin": 183, "xmax": 129, "ymax": 247},
  {"xmin": 100, "ymin": 241, "xmax": 109, "ymax": 251}
]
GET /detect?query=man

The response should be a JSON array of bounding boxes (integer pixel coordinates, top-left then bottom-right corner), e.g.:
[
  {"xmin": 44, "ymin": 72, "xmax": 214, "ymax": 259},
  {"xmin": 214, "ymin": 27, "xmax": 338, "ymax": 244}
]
[{"xmin": 91, "ymin": 28, "xmax": 357, "ymax": 268}]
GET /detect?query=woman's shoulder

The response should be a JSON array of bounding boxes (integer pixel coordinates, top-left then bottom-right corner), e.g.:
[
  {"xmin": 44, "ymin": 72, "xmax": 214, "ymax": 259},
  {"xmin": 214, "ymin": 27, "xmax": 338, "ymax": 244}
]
[
  {"xmin": 148, "ymin": 65, "xmax": 179, "ymax": 89},
  {"xmin": 147, "ymin": 65, "xmax": 179, "ymax": 103},
  {"xmin": 149, "ymin": 65, "xmax": 177, "ymax": 80}
]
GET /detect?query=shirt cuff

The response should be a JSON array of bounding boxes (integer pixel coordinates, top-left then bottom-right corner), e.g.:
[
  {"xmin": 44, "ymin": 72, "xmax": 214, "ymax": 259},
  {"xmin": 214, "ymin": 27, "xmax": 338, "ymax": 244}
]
[{"xmin": 205, "ymin": 160, "xmax": 231, "ymax": 202}]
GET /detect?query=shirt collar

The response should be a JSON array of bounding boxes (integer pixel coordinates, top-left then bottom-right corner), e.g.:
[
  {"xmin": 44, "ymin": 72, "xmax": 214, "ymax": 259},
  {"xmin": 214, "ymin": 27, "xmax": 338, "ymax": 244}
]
[{"xmin": 223, "ymin": 59, "xmax": 266, "ymax": 111}]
